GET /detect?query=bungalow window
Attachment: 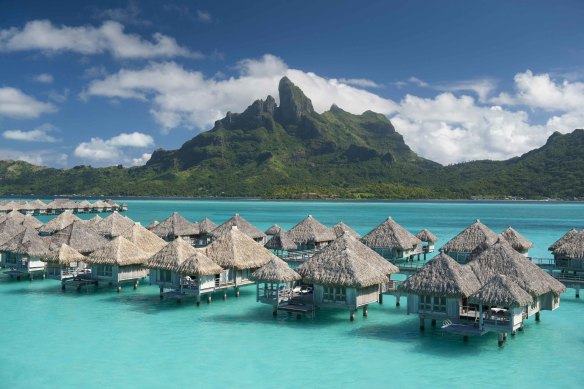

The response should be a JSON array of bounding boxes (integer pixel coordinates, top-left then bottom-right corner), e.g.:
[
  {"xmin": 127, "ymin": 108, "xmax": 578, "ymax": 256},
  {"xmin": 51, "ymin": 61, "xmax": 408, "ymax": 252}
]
[
  {"xmin": 97, "ymin": 265, "xmax": 113, "ymax": 277},
  {"xmin": 159, "ymin": 270, "xmax": 172, "ymax": 283},
  {"xmin": 419, "ymin": 295, "xmax": 432, "ymax": 311},
  {"xmin": 335, "ymin": 287, "xmax": 346, "ymax": 302},
  {"xmin": 433, "ymin": 296, "xmax": 447, "ymax": 312},
  {"xmin": 323, "ymin": 286, "xmax": 346, "ymax": 303}
]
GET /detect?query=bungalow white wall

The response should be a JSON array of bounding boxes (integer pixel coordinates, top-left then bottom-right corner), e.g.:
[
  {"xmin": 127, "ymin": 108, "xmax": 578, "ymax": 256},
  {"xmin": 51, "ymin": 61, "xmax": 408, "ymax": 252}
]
[
  {"xmin": 539, "ymin": 292, "xmax": 560, "ymax": 311},
  {"xmin": 313, "ymin": 284, "xmax": 380, "ymax": 309},
  {"xmin": 149, "ymin": 269, "xmax": 181, "ymax": 289},
  {"xmin": 373, "ymin": 247, "xmax": 417, "ymax": 260},
  {"xmin": 0, "ymin": 253, "xmax": 46, "ymax": 276},
  {"xmin": 45, "ymin": 262, "xmax": 85, "ymax": 280},
  {"xmin": 89, "ymin": 264, "xmax": 148, "ymax": 284},
  {"xmin": 406, "ymin": 295, "xmax": 461, "ymax": 320}
]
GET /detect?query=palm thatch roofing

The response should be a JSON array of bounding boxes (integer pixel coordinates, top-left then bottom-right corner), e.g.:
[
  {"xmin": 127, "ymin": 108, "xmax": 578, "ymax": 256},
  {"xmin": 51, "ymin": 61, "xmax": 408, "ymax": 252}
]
[
  {"xmin": 332, "ymin": 221, "xmax": 361, "ymax": 239},
  {"xmin": 146, "ymin": 220, "xmax": 159, "ymax": 229},
  {"xmin": 416, "ymin": 229, "xmax": 439, "ymax": 243},
  {"xmin": 361, "ymin": 217, "xmax": 421, "ymax": 250},
  {"xmin": 287, "ymin": 215, "xmax": 336, "ymax": 244},
  {"xmin": 441, "ymin": 219, "xmax": 498, "ymax": 253},
  {"xmin": 0, "ymin": 228, "xmax": 50, "ymax": 257},
  {"xmin": 500, "ymin": 226, "xmax": 533, "ymax": 251},
  {"xmin": 468, "ymin": 239, "xmax": 565, "ymax": 296},
  {"xmin": 149, "ymin": 212, "xmax": 199, "ymax": 238},
  {"xmin": 121, "ymin": 223, "xmax": 167, "ymax": 255},
  {"xmin": 92, "ymin": 200, "xmax": 109, "ymax": 209},
  {"xmin": 95, "ymin": 211, "xmax": 135, "ymax": 238},
  {"xmin": 250, "ymin": 256, "xmax": 301, "ymax": 283},
  {"xmin": 145, "ymin": 237, "xmax": 199, "ymax": 271},
  {"xmin": 398, "ymin": 252, "xmax": 481, "ymax": 298},
  {"xmin": 205, "ymin": 227, "xmax": 275, "ymax": 270},
  {"xmin": 85, "ymin": 236, "xmax": 150, "ymax": 266},
  {"xmin": 211, "ymin": 214, "xmax": 266, "ymax": 241},
  {"xmin": 27, "ymin": 199, "xmax": 48, "ymax": 210},
  {"xmin": 264, "ymin": 230, "xmax": 297, "ymax": 251},
  {"xmin": 548, "ymin": 228, "xmax": 579, "ymax": 251},
  {"xmin": 0, "ymin": 219, "xmax": 26, "ymax": 246},
  {"xmin": 78, "ymin": 200, "xmax": 92, "ymax": 208},
  {"xmin": 469, "ymin": 274, "xmax": 533, "ymax": 308},
  {"xmin": 23, "ymin": 215, "xmax": 43, "ymax": 230},
  {"xmin": 296, "ymin": 234, "xmax": 398, "ymax": 288},
  {"xmin": 49, "ymin": 220, "xmax": 109, "ymax": 254},
  {"xmin": 1, "ymin": 210, "xmax": 26, "ymax": 224},
  {"xmin": 42, "ymin": 243, "xmax": 86, "ymax": 265},
  {"xmin": 177, "ymin": 250, "xmax": 224, "ymax": 276},
  {"xmin": 198, "ymin": 217, "xmax": 217, "ymax": 234},
  {"xmin": 552, "ymin": 230, "xmax": 584, "ymax": 259},
  {"xmin": 39, "ymin": 211, "xmax": 80, "ymax": 234},
  {"xmin": 264, "ymin": 224, "xmax": 282, "ymax": 236},
  {"xmin": 84, "ymin": 215, "xmax": 103, "ymax": 228}
]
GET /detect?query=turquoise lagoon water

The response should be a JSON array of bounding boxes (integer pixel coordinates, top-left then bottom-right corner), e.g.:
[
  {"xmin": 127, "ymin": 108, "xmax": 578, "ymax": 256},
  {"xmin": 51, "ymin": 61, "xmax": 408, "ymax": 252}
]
[{"xmin": 1, "ymin": 200, "xmax": 584, "ymax": 388}]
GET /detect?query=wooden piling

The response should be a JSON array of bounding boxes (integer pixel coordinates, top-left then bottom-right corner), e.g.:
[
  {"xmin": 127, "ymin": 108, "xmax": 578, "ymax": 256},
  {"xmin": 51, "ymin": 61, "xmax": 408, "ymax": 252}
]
[
  {"xmin": 396, "ymin": 296, "xmax": 401, "ymax": 307},
  {"xmin": 419, "ymin": 318, "xmax": 425, "ymax": 330},
  {"xmin": 378, "ymin": 293, "xmax": 383, "ymax": 304},
  {"xmin": 535, "ymin": 311, "xmax": 540, "ymax": 321},
  {"xmin": 207, "ymin": 295, "xmax": 212, "ymax": 304},
  {"xmin": 363, "ymin": 305, "xmax": 368, "ymax": 317},
  {"xmin": 431, "ymin": 319, "xmax": 436, "ymax": 327},
  {"xmin": 350, "ymin": 310, "xmax": 355, "ymax": 321},
  {"xmin": 498, "ymin": 333, "xmax": 504, "ymax": 347},
  {"xmin": 196, "ymin": 295, "xmax": 201, "ymax": 307}
]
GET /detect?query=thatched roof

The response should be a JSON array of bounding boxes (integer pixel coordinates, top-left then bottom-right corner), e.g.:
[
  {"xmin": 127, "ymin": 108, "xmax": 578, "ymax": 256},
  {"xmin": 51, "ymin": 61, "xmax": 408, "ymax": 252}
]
[
  {"xmin": 398, "ymin": 253, "xmax": 480, "ymax": 298},
  {"xmin": 441, "ymin": 219, "xmax": 498, "ymax": 253},
  {"xmin": 42, "ymin": 243, "xmax": 86, "ymax": 265},
  {"xmin": 145, "ymin": 237, "xmax": 199, "ymax": 271},
  {"xmin": 361, "ymin": 217, "xmax": 421, "ymax": 250},
  {"xmin": 39, "ymin": 211, "xmax": 80, "ymax": 234},
  {"xmin": 332, "ymin": 221, "xmax": 361, "ymax": 239},
  {"xmin": 95, "ymin": 211, "xmax": 135, "ymax": 238},
  {"xmin": 469, "ymin": 274, "xmax": 533, "ymax": 308},
  {"xmin": 287, "ymin": 215, "xmax": 336, "ymax": 244},
  {"xmin": 84, "ymin": 215, "xmax": 103, "ymax": 228},
  {"xmin": 92, "ymin": 200, "xmax": 109, "ymax": 209},
  {"xmin": 23, "ymin": 215, "xmax": 43, "ymax": 230},
  {"xmin": 78, "ymin": 200, "xmax": 92, "ymax": 208},
  {"xmin": 0, "ymin": 228, "xmax": 50, "ymax": 257},
  {"xmin": 468, "ymin": 239, "xmax": 565, "ymax": 297},
  {"xmin": 177, "ymin": 250, "xmax": 223, "ymax": 276},
  {"xmin": 28, "ymin": 199, "xmax": 48, "ymax": 210},
  {"xmin": 250, "ymin": 256, "xmax": 301, "ymax": 283},
  {"xmin": 264, "ymin": 230, "xmax": 297, "ymax": 251},
  {"xmin": 205, "ymin": 227, "xmax": 274, "ymax": 270},
  {"xmin": 264, "ymin": 224, "xmax": 282, "ymax": 236},
  {"xmin": 0, "ymin": 219, "xmax": 27, "ymax": 244},
  {"xmin": 552, "ymin": 230, "xmax": 584, "ymax": 259},
  {"xmin": 296, "ymin": 234, "xmax": 397, "ymax": 288},
  {"xmin": 146, "ymin": 220, "xmax": 159, "ymax": 229},
  {"xmin": 416, "ymin": 229, "xmax": 439, "ymax": 243},
  {"xmin": 500, "ymin": 226, "xmax": 533, "ymax": 251},
  {"xmin": 1, "ymin": 210, "xmax": 26, "ymax": 225},
  {"xmin": 49, "ymin": 220, "xmax": 109, "ymax": 254},
  {"xmin": 149, "ymin": 212, "xmax": 199, "ymax": 238},
  {"xmin": 548, "ymin": 228, "xmax": 579, "ymax": 251},
  {"xmin": 198, "ymin": 217, "xmax": 217, "ymax": 234},
  {"xmin": 211, "ymin": 214, "xmax": 266, "ymax": 240},
  {"xmin": 121, "ymin": 223, "xmax": 167, "ymax": 255},
  {"xmin": 85, "ymin": 236, "xmax": 150, "ymax": 266}
]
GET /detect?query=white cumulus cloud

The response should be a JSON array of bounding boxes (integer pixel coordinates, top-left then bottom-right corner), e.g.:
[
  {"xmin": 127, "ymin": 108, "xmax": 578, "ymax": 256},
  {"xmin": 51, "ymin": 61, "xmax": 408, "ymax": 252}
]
[
  {"xmin": 131, "ymin": 153, "xmax": 152, "ymax": 166},
  {"xmin": 0, "ymin": 86, "xmax": 55, "ymax": 118},
  {"xmin": 0, "ymin": 149, "xmax": 67, "ymax": 166},
  {"xmin": 0, "ymin": 20, "xmax": 198, "ymax": 59},
  {"xmin": 74, "ymin": 131, "xmax": 154, "ymax": 166},
  {"xmin": 84, "ymin": 54, "xmax": 398, "ymax": 132},
  {"xmin": 33, "ymin": 73, "xmax": 54, "ymax": 83},
  {"xmin": 3, "ymin": 123, "xmax": 60, "ymax": 143}
]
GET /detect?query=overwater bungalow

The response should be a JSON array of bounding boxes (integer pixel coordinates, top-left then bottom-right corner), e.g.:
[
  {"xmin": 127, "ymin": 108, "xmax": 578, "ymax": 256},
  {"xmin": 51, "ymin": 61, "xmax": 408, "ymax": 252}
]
[
  {"xmin": 548, "ymin": 228, "xmax": 578, "ymax": 252},
  {"xmin": 500, "ymin": 226, "xmax": 533, "ymax": 257},
  {"xmin": 415, "ymin": 229, "xmax": 438, "ymax": 258},
  {"xmin": 175, "ymin": 251, "xmax": 225, "ymax": 304},
  {"xmin": 399, "ymin": 252, "xmax": 481, "ymax": 330},
  {"xmin": 287, "ymin": 215, "xmax": 336, "ymax": 250},
  {"xmin": 264, "ymin": 230, "xmax": 297, "ymax": 257},
  {"xmin": 211, "ymin": 214, "xmax": 267, "ymax": 244},
  {"xmin": 468, "ymin": 274, "xmax": 534, "ymax": 345},
  {"xmin": 196, "ymin": 217, "xmax": 217, "ymax": 246},
  {"xmin": 91, "ymin": 200, "xmax": 108, "ymax": 213},
  {"xmin": 122, "ymin": 222, "xmax": 167, "ymax": 256},
  {"xmin": 146, "ymin": 237, "xmax": 200, "ymax": 297},
  {"xmin": 0, "ymin": 219, "xmax": 26, "ymax": 265},
  {"xmin": 265, "ymin": 224, "xmax": 282, "ymax": 238},
  {"xmin": 146, "ymin": 220, "xmax": 159, "ymax": 229},
  {"xmin": 441, "ymin": 219, "xmax": 498, "ymax": 264},
  {"xmin": 84, "ymin": 236, "xmax": 150, "ymax": 292},
  {"xmin": 38, "ymin": 210, "xmax": 80, "ymax": 236},
  {"xmin": 43, "ymin": 243, "xmax": 87, "ymax": 281},
  {"xmin": 28, "ymin": 199, "xmax": 49, "ymax": 215},
  {"xmin": 83, "ymin": 215, "xmax": 103, "ymax": 228},
  {"xmin": 550, "ymin": 230, "xmax": 584, "ymax": 275},
  {"xmin": 148, "ymin": 212, "xmax": 199, "ymax": 245},
  {"xmin": 204, "ymin": 226, "xmax": 274, "ymax": 298},
  {"xmin": 0, "ymin": 228, "xmax": 49, "ymax": 280},
  {"xmin": 95, "ymin": 211, "xmax": 135, "ymax": 239},
  {"xmin": 250, "ymin": 256, "xmax": 302, "ymax": 315},
  {"xmin": 77, "ymin": 200, "xmax": 93, "ymax": 214},
  {"xmin": 20, "ymin": 202, "xmax": 38, "ymax": 216},
  {"xmin": 332, "ymin": 221, "xmax": 361, "ymax": 239},
  {"xmin": 361, "ymin": 217, "xmax": 422, "ymax": 261},
  {"xmin": 104, "ymin": 199, "xmax": 120, "ymax": 211},
  {"xmin": 296, "ymin": 234, "xmax": 399, "ymax": 320}
]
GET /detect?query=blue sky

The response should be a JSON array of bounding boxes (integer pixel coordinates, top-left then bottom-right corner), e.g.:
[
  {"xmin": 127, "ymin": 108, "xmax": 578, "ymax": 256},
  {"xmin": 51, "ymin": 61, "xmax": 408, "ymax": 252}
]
[{"xmin": 1, "ymin": 0, "xmax": 583, "ymax": 167}]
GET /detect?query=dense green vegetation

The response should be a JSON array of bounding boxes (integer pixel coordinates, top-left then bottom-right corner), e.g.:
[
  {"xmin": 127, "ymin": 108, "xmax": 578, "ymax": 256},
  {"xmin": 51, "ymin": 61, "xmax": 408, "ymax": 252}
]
[{"xmin": 1, "ymin": 77, "xmax": 583, "ymax": 200}]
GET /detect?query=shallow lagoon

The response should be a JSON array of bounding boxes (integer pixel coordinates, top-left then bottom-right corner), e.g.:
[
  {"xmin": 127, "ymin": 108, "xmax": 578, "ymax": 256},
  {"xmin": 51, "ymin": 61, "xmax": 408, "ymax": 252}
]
[{"xmin": 1, "ymin": 200, "xmax": 583, "ymax": 388}]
